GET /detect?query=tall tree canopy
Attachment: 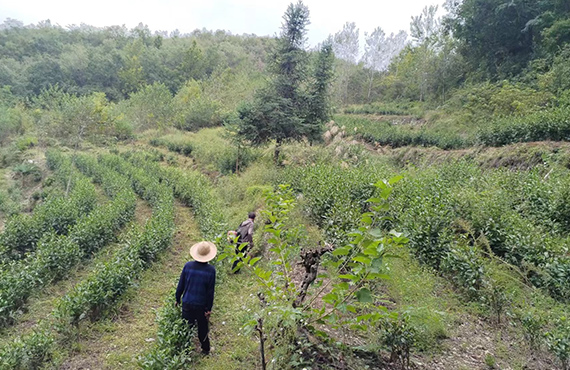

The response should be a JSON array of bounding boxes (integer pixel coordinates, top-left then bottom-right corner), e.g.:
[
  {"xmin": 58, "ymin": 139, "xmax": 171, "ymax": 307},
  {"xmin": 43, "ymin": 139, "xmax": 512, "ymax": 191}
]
[
  {"xmin": 236, "ymin": 1, "xmax": 334, "ymax": 162},
  {"xmin": 448, "ymin": 0, "xmax": 570, "ymax": 79}
]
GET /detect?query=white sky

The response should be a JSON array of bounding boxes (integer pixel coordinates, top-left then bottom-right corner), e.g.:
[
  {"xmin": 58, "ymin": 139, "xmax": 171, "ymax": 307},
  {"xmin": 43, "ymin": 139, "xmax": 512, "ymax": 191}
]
[{"xmin": 0, "ymin": 0, "xmax": 441, "ymax": 47}]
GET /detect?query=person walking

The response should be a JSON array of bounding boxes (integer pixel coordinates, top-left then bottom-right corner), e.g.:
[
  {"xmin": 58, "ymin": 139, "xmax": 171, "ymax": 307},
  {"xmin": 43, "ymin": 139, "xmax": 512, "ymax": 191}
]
[
  {"xmin": 232, "ymin": 212, "xmax": 256, "ymax": 272},
  {"xmin": 175, "ymin": 241, "xmax": 217, "ymax": 355}
]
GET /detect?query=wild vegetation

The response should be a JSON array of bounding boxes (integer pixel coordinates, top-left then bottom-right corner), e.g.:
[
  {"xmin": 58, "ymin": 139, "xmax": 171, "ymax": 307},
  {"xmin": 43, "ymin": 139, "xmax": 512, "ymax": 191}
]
[{"xmin": 1, "ymin": 0, "xmax": 570, "ymax": 369}]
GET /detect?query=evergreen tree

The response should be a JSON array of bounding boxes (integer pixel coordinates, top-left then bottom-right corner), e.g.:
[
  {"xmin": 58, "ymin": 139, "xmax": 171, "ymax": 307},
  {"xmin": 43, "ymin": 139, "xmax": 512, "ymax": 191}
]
[
  {"xmin": 236, "ymin": 1, "xmax": 334, "ymax": 163},
  {"xmin": 304, "ymin": 42, "xmax": 334, "ymax": 141}
]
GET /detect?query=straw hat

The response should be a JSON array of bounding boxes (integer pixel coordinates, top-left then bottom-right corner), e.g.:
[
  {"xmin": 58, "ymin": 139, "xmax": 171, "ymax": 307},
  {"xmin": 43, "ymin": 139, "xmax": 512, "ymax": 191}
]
[{"xmin": 190, "ymin": 241, "xmax": 217, "ymax": 262}]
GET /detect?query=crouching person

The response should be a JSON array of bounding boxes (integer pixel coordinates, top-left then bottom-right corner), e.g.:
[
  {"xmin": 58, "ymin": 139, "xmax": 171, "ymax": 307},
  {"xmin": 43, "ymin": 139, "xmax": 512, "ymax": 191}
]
[{"xmin": 175, "ymin": 241, "xmax": 217, "ymax": 355}]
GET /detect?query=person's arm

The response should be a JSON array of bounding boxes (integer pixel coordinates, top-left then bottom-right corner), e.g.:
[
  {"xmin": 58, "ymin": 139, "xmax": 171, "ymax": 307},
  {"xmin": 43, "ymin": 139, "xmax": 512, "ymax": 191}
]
[
  {"xmin": 246, "ymin": 222, "xmax": 254, "ymax": 243},
  {"xmin": 205, "ymin": 269, "xmax": 216, "ymax": 312},
  {"xmin": 175, "ymin": 265, "xmax": 187, "ymax": 305}
]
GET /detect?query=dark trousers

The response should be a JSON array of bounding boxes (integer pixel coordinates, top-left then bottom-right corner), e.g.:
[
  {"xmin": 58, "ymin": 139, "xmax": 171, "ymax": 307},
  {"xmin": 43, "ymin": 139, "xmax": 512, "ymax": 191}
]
[
  {"xmin": 182, "ymin": 304, "xmax": 210, "ymax": 353},
  {"xmin": 232, "ymin": 243, "xmax": 250, "ymax": 272}
]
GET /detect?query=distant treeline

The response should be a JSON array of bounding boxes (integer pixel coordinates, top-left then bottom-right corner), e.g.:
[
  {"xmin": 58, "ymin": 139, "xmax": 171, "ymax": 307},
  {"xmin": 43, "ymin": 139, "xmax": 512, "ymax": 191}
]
[{"xmin": 0, "ymin": 19, "xmax": 273, "ymax": 100}]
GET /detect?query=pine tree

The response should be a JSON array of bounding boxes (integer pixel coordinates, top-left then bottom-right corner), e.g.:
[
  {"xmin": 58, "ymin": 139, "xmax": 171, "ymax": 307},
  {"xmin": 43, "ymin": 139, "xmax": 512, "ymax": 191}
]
[{"xmin": 235, "ymin": 1, "xmax": 333, "ymax": 163}]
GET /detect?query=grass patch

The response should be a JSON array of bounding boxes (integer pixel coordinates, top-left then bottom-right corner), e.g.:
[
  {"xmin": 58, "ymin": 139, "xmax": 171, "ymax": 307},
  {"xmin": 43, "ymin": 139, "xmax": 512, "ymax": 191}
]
[
  {"xmin": 148, "ymin": 128, "xmax": 261, "ymax": 175},
  {"xmin": 383, "ymin": 249, "xmax": 457, "ymax": 352}
]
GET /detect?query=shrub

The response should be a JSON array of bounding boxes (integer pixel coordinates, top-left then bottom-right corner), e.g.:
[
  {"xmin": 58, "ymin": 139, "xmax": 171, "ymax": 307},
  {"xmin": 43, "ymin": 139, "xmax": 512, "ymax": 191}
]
[
  {"xmin": 336, "ymin": 114, "xmax": 470, "ymax": 150},
  {"xmin": 518, "ymin": 310, "xmax": 545, "ymax": 351},
  {"xmin": 118, "ymin": 82, "xmax": 175, "ymax": 131},
  {"xmin": 382, "ymin": 314, "xmax": 416, "ymax": 369},
  {"xmin": 441, "ymin": 244, "xmax": 486, "ymax": 299},
  {"xmin": 477, "ymin": 106, "xmax": 570, "ymax": 146},
  {"xmin": 545, "ymin": 317, "xmax": 570, "ymax": 370}
]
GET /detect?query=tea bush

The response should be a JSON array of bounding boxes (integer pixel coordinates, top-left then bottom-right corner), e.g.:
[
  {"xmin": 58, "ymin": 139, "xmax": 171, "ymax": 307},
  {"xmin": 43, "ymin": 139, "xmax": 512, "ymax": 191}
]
[
  {"xmin": 441, "ymin": 244, "xmax": 486, "ymax": 299},
  {"xmin": 0, "ymin": 152, "xmax": 136, "ymax": 327},
  {"xmin": 477, "ymin": 106, "xmax": 570, "ymax": 146},
  {"xmin": 0, "ymin": 328, "xmax": 54, "ymax": 370},
  {"xmin": 0, "ymin": 155, "xmax": 97, "ymax": 262},
  {"xmin": 545, "ymin": 317, "xmax": 570, "ymax": 370},
  {"xmin": 0, "ymin": 188, "xmax": 20, "ymax": 217},
  {"xmin": 54, "ymin": 153, "xmax": 174, "ymax": 326},
  {"xmin": 336, "ymin": 115, "xmax": 470, "ymax": 150},
  {"xmin": 139, "ymin": 292, "xmax": 196, "ymax": 370}
]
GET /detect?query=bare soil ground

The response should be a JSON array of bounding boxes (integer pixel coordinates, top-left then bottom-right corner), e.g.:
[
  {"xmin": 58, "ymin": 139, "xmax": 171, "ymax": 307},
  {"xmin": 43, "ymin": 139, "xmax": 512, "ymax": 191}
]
[{"xmin": 420, "ymin": 316, "xmax": 556, "ymax": 370}]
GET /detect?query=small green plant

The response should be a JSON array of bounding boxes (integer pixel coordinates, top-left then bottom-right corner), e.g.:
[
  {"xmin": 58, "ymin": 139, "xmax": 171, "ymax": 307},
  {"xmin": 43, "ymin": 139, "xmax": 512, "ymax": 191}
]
[
  {"xmin": 13, "ymin": 162, "xmax": 42, "ymax": 183},
  {"xmin": 382, "ymin": 314, "xmax": 417, "ymax": 369},
  {"xmin": 217, "ymin": 176, "xmax": 409, "ymax": 367},
  {"xmin": 484, "ymin": 353, "xmax": 496, "ymax": 368},
  {"xmin": 481, "ymin": 281, "xmax": 509, "ymax": 325},
  {"xmin": 545, "ymin": 317, "xmax": 570, "ymax": 370},
  {"xmin": 519, "ymin": 310, "xmax": 545, "ymax": 351}
]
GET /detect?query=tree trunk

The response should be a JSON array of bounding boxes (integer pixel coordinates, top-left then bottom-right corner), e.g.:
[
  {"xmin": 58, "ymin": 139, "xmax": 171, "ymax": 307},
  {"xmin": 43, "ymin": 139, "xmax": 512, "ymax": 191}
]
[
  {"xmin": 367, "ymin": 70, "xmax": 374, "ymax": 102},
  {"xmin": 256, "ymin": 318, "xmax": 267, "ymax": 370},
  {"xmin": 293, "ymin": 243, "xmax": 334, "ymax": 308}
]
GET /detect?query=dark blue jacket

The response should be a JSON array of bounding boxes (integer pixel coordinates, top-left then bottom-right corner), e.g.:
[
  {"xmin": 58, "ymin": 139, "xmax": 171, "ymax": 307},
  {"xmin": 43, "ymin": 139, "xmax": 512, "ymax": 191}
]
[{"xmin": 176, "ymin": 261, "xmax": 216, "ymax": 311}]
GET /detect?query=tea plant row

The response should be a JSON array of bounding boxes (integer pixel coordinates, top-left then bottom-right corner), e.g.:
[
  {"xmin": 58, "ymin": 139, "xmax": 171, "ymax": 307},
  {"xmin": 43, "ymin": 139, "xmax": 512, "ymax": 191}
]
[
  {"xmin": 118, "ymin": 151, "xmax": 229, "ymax": 369},
  {"xmin": 0, "ymin": 153, "xmax": 97, "ymax": 263},
  {"xmin": 338, "ymin": 105, "xmax": 570, "ymax": 150},
  {"xmin": 281, "ymin": 161, "xmax": 570, "ymax": 366},
  {"xmin": 0, "ymin": 151, "xmax": 136, "ymax": 328},
  {"xmin": 336, "ymin": 114, "xmax": 470, "ymax": 150},
  {"xmin": 478, "ymin": 106, "xmax": 570, "ymax": 146},
  {"xmin": 0, "ymin": 152, "xmax": 175, "ymax": 369}
]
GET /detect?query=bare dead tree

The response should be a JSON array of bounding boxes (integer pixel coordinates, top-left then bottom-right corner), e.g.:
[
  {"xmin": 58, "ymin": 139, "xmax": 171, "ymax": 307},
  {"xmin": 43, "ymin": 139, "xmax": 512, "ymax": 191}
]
[
  {"xmin": 255, "ymin": 318, "xmax": 267, "ymax": 370},
  {"xmin": 293, "ymin": 242, "xmax": 334, "ymax": 308}
]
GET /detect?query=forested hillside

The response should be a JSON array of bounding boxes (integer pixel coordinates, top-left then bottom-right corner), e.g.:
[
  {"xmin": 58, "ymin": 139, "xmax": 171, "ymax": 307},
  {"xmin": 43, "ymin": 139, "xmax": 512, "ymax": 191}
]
[{"xmin": 1, "ymin": 0, "xmax": 570, "ymax": 369}]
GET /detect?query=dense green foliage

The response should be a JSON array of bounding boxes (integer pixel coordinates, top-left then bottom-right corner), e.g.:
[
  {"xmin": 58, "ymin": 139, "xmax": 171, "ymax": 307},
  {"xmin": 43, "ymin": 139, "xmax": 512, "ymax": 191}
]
[
  {"xmin": 0, "ymin": 20, "xmax": 271, "ymax": 100},
  {"xmin": 235, "ymin": 1, "xmax": 334, "ymax": 157},
  {"xmin": 0, "ymin": 152, "xmax": 97, "ymax": 262},
  {"xmin": 447, "ymin": 0, "xmax": 570, "ymax": 79},
  {"xmin": 0, "ymin": 151, "xmax": 136, "ymax": 327}
]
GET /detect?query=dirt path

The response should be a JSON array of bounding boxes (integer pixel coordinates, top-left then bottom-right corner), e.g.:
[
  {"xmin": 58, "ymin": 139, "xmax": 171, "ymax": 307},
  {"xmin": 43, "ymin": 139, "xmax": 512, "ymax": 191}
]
[
  {"xmin": 0, "ymin": 198, "xmax": 153, "ymax": 346},
  {"xmin": 420, "ymin": 315, "xmax": 555, "ymax": 370},
  {"xmin": 191, "ymin": 275, "xmax": 260, "ymax": 370},
  {"xmin": 59, "ymin": 201, "xmax": 201, "ymax": 369}
]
